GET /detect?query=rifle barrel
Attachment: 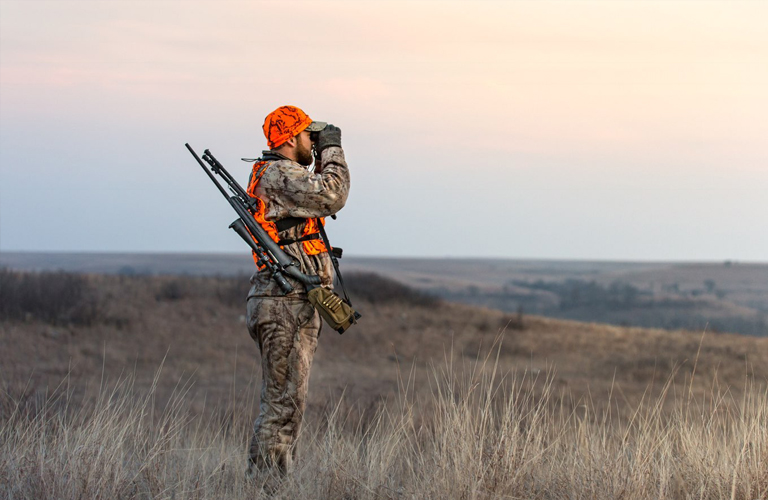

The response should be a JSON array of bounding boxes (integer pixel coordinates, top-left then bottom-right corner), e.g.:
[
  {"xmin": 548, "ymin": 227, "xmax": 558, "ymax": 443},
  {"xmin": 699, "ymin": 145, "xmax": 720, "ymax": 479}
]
[
  {"xmin": 186, "ymin": 143, "xmax": 231, "ymax": 201},
  {"xmin": 203, "ymin": 149, "xmax": 251, "ymax": 201}
]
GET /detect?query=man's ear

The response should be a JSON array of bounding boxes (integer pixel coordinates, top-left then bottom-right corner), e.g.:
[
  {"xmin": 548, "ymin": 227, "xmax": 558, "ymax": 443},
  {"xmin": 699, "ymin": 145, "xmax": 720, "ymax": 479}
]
[{"xmin": 283, "ymin": 135, "xmax": 298, "ymax": 148}]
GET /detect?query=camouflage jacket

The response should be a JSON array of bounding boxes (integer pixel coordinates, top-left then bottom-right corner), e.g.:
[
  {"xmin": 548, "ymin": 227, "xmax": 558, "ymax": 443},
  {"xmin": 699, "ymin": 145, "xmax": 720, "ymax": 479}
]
[{"xmin": 247, "ymin": 146, "xmax": 350, "ymax": 299}]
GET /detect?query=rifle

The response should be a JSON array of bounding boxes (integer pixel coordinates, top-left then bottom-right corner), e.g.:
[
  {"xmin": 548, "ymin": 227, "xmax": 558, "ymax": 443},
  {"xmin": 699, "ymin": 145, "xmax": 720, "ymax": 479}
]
[{"xmin": 185, "ymin": 143, "xmax": 360, "ymax": 333}]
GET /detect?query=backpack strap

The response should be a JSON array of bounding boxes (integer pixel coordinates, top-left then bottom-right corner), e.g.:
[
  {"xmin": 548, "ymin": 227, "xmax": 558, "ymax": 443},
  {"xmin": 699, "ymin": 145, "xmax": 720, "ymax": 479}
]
[
  {"xmin": 276, "ymin": 233, "xmax": 321, "ymax": 246},
  {"xmin": 275, "ymin": 216, "xmax": 305, "ymax": 233}
]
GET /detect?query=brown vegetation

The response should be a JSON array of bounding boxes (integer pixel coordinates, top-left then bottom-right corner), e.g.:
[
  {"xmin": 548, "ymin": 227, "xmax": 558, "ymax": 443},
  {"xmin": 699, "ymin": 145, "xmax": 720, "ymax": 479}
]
[{"xmin": 1, "ymin": 271, "xmax": 767, "ymax": 498}]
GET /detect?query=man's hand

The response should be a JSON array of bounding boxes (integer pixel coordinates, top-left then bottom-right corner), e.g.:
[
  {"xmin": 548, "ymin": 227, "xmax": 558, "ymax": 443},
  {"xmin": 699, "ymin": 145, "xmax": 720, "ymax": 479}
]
[{"xmin": 316, "ymin": 124, "xmax": 341, "ymax": 153}]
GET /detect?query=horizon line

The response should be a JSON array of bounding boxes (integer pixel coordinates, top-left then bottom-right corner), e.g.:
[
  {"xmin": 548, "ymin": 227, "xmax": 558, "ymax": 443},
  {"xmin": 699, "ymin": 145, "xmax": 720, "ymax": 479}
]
[{"xmin": 0, "ymin": 249, "xmax": 764, "ymax": 266}]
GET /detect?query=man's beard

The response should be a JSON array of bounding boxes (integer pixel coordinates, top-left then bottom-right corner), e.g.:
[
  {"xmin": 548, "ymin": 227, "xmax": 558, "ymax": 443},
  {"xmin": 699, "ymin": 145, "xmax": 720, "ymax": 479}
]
[{"xmin": 296, "ymin": 141, "xmax": 314, "ymax": 166}]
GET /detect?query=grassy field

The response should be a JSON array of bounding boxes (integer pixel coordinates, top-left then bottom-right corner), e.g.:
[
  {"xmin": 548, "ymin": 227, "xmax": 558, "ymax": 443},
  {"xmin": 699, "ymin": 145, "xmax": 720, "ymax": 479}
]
[{"xmin": 1, "ymin": 271, "xmax": 767, "ymax": 498}]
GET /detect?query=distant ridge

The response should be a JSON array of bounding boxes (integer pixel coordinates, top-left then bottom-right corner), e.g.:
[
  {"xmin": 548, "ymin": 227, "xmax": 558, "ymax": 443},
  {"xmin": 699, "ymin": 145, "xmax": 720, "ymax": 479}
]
[
  {"xmin": 3, "ymin": 251, "xmax": 766, "ymax": 335},
  {"xmin": 0, "ymin": 251, "xmax": 255, "ymax": 276}
]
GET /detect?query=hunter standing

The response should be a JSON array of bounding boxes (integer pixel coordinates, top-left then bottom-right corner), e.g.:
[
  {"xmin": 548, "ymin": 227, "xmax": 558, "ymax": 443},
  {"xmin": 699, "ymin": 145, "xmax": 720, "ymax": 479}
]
[{"xmin": 245, "ymin": 105, "xmax": 350, "ymax": 477}]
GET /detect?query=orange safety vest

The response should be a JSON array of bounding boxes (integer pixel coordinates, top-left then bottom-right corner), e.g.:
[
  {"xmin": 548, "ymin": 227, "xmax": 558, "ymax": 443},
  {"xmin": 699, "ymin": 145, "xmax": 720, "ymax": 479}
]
[{"xmin": 246, "ymin": 160, "xmax": 327, "ymax": 268}]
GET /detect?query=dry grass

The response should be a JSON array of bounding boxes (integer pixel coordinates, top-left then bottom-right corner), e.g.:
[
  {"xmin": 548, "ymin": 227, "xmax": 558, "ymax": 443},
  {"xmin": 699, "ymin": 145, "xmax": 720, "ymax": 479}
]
[
  {"xmin": 1, "ymin": 342, "xmax": 767, "ymax": 500},
  {"xmin": 2, "ymin": 272, "xmax": 767, "ymax": 499}
]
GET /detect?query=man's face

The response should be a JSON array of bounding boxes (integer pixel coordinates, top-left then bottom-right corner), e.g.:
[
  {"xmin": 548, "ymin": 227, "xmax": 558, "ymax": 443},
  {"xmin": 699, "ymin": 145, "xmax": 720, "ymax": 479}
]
[{"xmin": 295, "ymin": 130, "xmax": 314, "ymax": 167}]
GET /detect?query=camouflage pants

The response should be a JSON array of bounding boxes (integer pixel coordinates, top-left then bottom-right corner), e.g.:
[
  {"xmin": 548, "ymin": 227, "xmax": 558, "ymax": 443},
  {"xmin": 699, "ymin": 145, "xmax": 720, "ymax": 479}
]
[{"xmin": 246, "ymin": 296, "xmax": 321, "ymax": 475}]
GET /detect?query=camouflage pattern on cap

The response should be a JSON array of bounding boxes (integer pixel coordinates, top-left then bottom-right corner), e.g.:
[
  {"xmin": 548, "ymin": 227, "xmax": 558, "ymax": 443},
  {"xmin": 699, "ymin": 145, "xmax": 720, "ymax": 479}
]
[{"xmin": 262, "ymin": 105, "xmax": 314, "ymax": 149}]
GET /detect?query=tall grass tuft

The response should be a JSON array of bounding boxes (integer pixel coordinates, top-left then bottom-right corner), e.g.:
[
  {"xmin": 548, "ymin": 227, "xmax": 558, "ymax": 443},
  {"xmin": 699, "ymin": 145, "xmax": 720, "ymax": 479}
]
[{"xmin": 1, "ymin": 349, "xmax": 766, "ymax": 499}]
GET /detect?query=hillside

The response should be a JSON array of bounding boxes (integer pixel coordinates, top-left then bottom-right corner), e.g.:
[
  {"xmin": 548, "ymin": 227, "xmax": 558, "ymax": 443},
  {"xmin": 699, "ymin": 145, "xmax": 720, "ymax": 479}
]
[
  {"xmin": 343, "ymin": 257, "xmax": 768, "ymax": 336},
  {"xmin": 2, "ymin": 271, "xmax": 766, "ymax": 419},
  {"xmin": 3, "ymin": 252, "xmax": 766, "ymax": 336}
]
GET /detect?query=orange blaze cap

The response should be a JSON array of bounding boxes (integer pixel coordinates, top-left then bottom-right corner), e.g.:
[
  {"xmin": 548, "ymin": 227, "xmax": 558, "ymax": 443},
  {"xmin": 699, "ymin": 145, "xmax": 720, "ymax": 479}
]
[{"xmin": 262, "ymin": 105, "xmax": 313, "ymax": 149}]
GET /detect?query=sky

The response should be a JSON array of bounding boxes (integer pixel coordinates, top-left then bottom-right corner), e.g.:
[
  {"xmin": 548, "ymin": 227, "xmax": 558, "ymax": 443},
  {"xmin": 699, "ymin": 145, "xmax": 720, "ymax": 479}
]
[{"xmin": 0, "ymin": 0, "xmax": 766, "ymax": 261}]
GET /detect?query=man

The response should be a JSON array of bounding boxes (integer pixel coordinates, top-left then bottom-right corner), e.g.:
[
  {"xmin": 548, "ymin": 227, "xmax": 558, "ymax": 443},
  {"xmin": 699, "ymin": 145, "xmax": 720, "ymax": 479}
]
[{"xmin": 245, "ymin": 105, "xmax": 350, "ymax": 477}]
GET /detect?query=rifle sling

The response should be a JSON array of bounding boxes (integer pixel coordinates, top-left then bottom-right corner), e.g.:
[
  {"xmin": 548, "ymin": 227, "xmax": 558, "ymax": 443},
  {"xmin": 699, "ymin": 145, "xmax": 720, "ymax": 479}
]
[{"xmin": 315, "ymin": 218, "xmax": 354, "ymax": 307}]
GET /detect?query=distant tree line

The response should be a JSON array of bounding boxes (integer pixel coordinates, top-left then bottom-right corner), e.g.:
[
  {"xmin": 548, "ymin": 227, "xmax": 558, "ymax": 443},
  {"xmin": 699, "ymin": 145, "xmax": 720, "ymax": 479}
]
[
  {"xmin": 512, "ymin": 279, "xmax": 648, "ymax": 311},
  {"xmin": 433, "ymin": 278, "xmax": 766, "ymax": 337}
]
